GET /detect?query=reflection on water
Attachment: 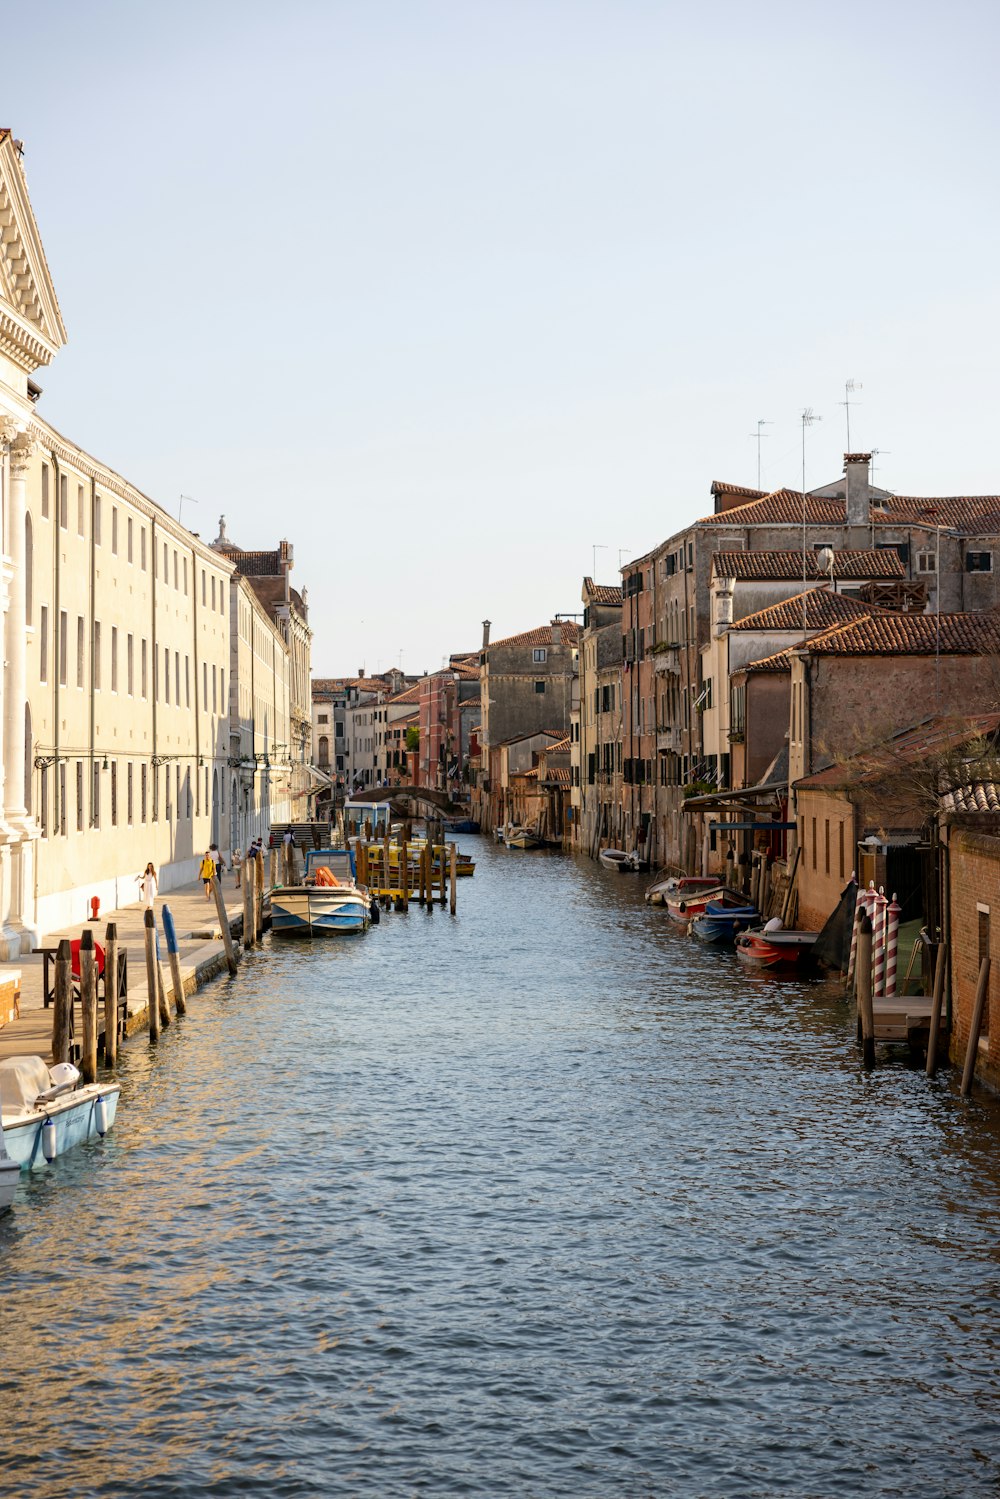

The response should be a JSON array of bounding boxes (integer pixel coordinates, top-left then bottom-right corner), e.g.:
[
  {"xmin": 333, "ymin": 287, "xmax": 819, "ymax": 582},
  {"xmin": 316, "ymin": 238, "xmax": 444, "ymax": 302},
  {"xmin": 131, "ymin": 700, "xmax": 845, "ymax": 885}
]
[{"xmin": 3, "ymin": 841, "xmax": 1000, "ymax": 1496}]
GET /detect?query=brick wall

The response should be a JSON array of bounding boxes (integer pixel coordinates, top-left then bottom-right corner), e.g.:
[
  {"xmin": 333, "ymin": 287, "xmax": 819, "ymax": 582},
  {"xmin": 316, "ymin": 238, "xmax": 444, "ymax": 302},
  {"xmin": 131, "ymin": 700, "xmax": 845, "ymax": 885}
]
[{"xmin": 948, "ymin": 825, "xmax": 1000, "ymax": 1091}]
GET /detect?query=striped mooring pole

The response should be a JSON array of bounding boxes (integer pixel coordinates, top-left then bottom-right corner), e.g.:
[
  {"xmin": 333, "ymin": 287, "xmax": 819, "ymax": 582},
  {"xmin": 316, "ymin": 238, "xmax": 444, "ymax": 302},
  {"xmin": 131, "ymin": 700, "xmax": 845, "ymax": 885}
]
[{"xmin": 884, "ymin": 893, "xmax": 901, "ymax": 999}]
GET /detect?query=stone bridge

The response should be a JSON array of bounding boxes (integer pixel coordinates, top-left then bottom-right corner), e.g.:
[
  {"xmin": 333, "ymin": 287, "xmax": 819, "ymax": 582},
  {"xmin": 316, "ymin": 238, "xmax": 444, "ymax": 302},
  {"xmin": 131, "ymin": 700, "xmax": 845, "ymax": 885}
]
[{"xmin": 346, "ymin": 786, "xmax": 463, "ymax": 816}]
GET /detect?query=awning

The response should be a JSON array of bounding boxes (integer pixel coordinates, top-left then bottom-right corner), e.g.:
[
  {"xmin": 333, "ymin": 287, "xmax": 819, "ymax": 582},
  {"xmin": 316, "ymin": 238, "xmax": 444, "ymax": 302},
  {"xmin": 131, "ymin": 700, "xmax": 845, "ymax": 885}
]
[{"xmin": 683, "ymin": 779, "xmax": 787, "ymax": 812}]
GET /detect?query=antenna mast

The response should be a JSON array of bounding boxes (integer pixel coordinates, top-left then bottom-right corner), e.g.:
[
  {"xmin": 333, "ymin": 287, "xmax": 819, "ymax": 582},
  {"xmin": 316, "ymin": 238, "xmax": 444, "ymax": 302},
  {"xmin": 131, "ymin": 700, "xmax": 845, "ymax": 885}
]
[
  {"xmin": 748, "ymin": 419, "xmax": 771, "ymax": 490},
  {"xmin": 800, "ymin": 407, "xmax": 821, "ymax": 638},
  {"xmin": 840, "ymin": 379, "xmax": 862, "ymax": 451}
]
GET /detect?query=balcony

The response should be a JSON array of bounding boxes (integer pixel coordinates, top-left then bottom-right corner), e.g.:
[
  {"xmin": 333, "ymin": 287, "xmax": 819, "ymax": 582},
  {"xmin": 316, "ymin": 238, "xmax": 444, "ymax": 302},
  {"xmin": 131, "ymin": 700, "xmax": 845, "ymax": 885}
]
[
  {"xmin": 656, "ymin": 726, "xmax": 680, "ymax": 752},
  {"xmin": 653, "ymin": 647, "xmax": 681, "ymax": 675}
]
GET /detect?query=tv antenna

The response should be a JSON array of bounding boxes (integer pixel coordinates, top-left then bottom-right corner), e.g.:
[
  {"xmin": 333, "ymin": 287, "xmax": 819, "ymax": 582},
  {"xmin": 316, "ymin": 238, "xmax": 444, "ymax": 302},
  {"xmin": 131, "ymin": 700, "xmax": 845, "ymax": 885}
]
[
  {"xmin": 592, "ymin": 543, "xmax": 608, "ymax": 579},
  {"xmin": 748, "ymin": 419, "xmax": 771, "ymax": 490},
  {"xmin": 618, "ymin": 547, "xmax": 631, "ymax": 568},
  {"xmin": 840, "ymin": 379, "xmax": 862, "ymax": 450},
  {"xmin": 870, "ymin": 447, "xmax": 891, "ymax": 488},
  {"xmin": 178, "ymin": 494, "xmax": 197, "ymax": 526}
]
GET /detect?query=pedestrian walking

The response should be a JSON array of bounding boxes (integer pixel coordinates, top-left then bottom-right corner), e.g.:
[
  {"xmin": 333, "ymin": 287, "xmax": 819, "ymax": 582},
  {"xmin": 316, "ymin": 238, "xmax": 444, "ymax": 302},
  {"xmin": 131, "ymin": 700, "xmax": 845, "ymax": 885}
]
[
  {"xmin": 232, "ymin": 845, "xmax": 243, "ymax": 888},
  {"xmin": 209, "ymin": 841, "xmax": 224, "ymax": 876},
  {"xmin": 199, "ymin": 849, "xmax": 216, "ymax": 899},
  {"xmin": 136, "ymin": 862, "xmax": 158, "ymax": 909}
]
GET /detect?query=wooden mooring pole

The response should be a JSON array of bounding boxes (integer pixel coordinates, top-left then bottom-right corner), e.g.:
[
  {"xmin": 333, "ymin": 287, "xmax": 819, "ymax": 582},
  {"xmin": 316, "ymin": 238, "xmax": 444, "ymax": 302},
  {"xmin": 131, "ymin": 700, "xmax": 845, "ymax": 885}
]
[
  {"xmin": 211, "ymin": 876, "xmax": 239, "ymax": 975},
  {"xmin": 254, "ymin": 848, "xmax": 265, "ymax": 938},
  {"xmin": 78, "ymin": 928, "xmax": 98, "ymax": 1083},
  {"xmin": 103, "ymin": 921, "xmax": 119, "ymax": 1066},
  {"xmin": 144, "ymin": 910, "xmax": 160, "ymax": 1042},
  {"xmin": 438, "ymin": 843, "xmax": 447, "ymax": 906},
  {"xmin": 161, "ymin": 905, "xmax": 187, "ymax": 1016},
  {"xmin": 52, "ymin": 938, "xmax": 73, "ymax": 1065},
  {"xmin": 243, "ymin": 854, "xmax": 255, "ymax": 947},
  {"xmin": 449, "ymin": 842, "xmax": 457, "ymax": 915},
  {"xmin": 925, "ymin": 941, "xmax": 948, "ymax": 1079},
  {"xmin": 960, "ymin": 957, "xmax": 992, "ymax": 1098},
  {"xmin": 154, "ymin": 928, "xmax": 172, "ymax": 1029},
  {"xmin": 856, "ymin": 910, "xmax": 875, "ymax": 1070}
]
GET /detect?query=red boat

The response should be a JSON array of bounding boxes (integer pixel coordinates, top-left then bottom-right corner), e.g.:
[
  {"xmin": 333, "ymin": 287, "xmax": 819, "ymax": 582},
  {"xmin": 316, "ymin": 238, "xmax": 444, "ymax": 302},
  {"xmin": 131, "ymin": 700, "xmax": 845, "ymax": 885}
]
[
  {"xmin": 735, "ymin": 927, "xmax": 818, "ymax": 970},
  {"xmin": 664, "ymin": 883, "xmax": 732, "ymax": 926}
]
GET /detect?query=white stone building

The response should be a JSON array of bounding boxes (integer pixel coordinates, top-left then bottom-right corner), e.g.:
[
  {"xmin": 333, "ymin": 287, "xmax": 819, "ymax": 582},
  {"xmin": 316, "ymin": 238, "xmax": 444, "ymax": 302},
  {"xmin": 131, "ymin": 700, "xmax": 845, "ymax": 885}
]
[{"xmin": 0, "ymin": 130, "xmax": 297, "ymax": 947}]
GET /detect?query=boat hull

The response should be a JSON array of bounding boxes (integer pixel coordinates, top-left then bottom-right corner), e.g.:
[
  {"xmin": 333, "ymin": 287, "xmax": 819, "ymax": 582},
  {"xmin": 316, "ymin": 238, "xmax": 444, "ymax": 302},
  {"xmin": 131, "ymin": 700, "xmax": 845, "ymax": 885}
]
[
  {"xmin": 735, "ymin": 932, "xmax": 817, "ymax": 970},
  {"xmin": 0, "ymin": 1154, "xmax": 18, "ymax": 1209},
  {"xmin": 2, "ymin": 1084, "xmax": 120, "ymax": 1172},
  {"xmin": 271, "ymin": 886, "xmax": 370, "ymax": 935}
]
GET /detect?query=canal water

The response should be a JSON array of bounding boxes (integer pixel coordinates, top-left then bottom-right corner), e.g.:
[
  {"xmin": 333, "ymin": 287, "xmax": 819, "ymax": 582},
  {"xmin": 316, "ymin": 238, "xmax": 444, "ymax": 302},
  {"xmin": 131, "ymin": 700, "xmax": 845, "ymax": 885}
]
[{"xmin": 2, "ymin": 841, "xmax": 1000, "ymax": 1497}]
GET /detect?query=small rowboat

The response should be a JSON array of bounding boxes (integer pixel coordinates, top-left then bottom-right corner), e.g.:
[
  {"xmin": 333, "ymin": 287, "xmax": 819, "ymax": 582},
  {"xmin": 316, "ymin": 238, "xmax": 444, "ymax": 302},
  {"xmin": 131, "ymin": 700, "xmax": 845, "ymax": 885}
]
[
  {"xmin": 599, "ymin": 848, "xmax": 644, "ymax": 873},
  {"xmin": 665, "ymin": 883, "xmax": 732, "ymax": 926},
  {"xmin": 645, "ymin": 874, "xmax": 719, "ymax": 907},
  {"xmin": 735, "ymin": 926, "xmax": 818, "ymax": 970}
]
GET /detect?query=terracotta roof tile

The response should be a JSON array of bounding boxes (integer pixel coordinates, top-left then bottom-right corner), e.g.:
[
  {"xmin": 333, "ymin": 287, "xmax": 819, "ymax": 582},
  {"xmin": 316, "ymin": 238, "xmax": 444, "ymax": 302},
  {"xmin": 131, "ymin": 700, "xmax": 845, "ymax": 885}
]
[
  {"xmin": 740, "ymin": 646, "xmax": 794, "ymax": 675},
  {"xmin": 711, "ymin": 481, "xmax": 768, "ymax": 501},
  {"xmin": 583, "ymin": 577, "xmax": 624, "ymax": 606},
  {"xmin": 387, "ymin": 684, "xmax": 422, "ymax": 705},
  {"xmin": 545, "ymin": 736, "xmax": 571, "ymax": 753},
  {"xmin": 730, "ymin": 587, "xmax": 882, "ymax": 633},
  {"xmin": 701, "ymin": 488, "xmax": 1000, "ymax": 533},
  {"xmin": 714, "ymin": 549, "xmax": 905, "ymax": 581},
  {"xmin": 487, "ymin": 621, "xmax": 580, "ymax": 652},
  {"xmin": 803, "ymin": 611, "xmax": 1000, "ymax": 656},
  {"xmin": 542, "ymin": 766, "xmax": 572, "ymax": 785}
]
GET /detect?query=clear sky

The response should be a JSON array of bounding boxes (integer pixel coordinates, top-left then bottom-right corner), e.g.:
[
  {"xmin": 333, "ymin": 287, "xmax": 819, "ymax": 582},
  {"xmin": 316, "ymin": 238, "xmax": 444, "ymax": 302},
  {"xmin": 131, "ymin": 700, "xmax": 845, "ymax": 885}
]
[{"xmin": 6, "ymin": 1, "xmax": 1000, "ymax": 674}]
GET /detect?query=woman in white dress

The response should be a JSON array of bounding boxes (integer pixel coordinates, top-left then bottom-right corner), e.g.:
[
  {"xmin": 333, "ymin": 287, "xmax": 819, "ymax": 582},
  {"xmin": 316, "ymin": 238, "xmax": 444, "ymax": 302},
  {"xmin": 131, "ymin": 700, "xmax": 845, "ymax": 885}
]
[{"xmin": 137, "ymin": 862, "xmax": 158, "ymax": 909}]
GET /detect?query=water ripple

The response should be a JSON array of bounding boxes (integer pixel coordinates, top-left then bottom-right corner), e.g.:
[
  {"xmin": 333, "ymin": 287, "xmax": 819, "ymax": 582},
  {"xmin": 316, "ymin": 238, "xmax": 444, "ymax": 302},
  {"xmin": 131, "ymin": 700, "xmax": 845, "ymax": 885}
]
[{"xmin": 2, "ymin": 841, "xmax": 1000, "ymax": 1496}]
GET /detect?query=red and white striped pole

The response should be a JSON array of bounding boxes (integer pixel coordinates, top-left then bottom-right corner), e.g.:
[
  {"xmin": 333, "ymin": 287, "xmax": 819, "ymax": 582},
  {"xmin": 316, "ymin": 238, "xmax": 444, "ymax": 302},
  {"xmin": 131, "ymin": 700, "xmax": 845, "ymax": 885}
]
[
  {"xmin": 884, "ymin": 893, "xmax": 901, "ymax": 999},
  {"xmin": 846, "ymin": 877, "xmax": 863, "ymax": 989},
  {"xmin": 872, "ymin": 887, "xmax": 888, "ymax": 1001}
]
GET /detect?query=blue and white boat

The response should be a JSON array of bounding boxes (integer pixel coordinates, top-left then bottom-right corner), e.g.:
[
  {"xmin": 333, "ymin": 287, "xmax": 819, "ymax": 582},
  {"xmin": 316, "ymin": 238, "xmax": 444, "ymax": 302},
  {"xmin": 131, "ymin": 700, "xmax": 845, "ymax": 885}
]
[
  {"xmin": 690, "ymin": 893, "xmax": 760, "ymax": 946},
  {"xmin": 0, "ymin": 1056, "xmax": 120, "ymax": 1173},
  {"xmin": 270, "ymin": 849, "xmax": 372, "ymax": 936},
  {"xmin": 0, "ymin": 1123, "xmax": 17, "ymax": 1209}
]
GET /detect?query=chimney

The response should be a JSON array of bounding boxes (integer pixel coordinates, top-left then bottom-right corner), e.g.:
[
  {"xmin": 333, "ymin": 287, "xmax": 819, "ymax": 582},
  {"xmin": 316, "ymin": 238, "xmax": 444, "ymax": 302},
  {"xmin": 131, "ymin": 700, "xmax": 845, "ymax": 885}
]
[
  {"xmin": 482, "ymin": 619, "xmax": 491, "ymax": 650},
  {"xmin": 844, "ymin": 452, "xmax": 871, "ymax": 525},
  {"xmin": 358, "ymin": 667, "xmax": 365, "ymax": 679},
  {"xmin": 551, "ymin": 618, "xmax": 562, "ymax": 648},
  {"xmin": 715, "ymin": 577, "xmax": 735, "ymax": 635}
]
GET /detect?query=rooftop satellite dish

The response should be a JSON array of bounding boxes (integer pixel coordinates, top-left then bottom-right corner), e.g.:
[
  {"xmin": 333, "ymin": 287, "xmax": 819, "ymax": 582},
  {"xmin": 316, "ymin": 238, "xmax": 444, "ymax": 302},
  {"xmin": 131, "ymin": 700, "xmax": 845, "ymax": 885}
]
[{"xmin": 816, "ymin": 546, "xmax": 835, "ymax": 578}]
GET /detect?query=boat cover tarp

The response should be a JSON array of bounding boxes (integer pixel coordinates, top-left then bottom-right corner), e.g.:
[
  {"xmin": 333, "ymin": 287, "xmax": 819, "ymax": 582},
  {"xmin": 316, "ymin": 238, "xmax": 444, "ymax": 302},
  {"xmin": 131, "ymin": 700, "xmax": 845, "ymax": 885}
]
[
  {"xmin": 0, "ymin": 1056, "xmax": 50, "ymax": 1115},
  {"xmin": 813, "ymin": 880, "xmax": 858, "ymax": 973}
]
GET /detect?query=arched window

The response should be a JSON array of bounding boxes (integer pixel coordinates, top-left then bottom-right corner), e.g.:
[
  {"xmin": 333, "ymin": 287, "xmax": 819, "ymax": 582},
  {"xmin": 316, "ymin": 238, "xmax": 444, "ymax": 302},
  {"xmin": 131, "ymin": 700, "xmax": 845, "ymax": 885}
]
[{"xmin": 318, "ymin": 735, "xmax": 329, "ymax": 768}]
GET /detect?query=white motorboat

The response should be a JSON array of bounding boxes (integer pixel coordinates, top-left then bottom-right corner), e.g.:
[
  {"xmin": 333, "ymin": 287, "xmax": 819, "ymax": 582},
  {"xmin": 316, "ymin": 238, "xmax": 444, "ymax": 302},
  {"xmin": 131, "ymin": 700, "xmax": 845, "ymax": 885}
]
[
  {"xmin": 0, "ymin": 1129, "xmax": 17, "ymax": 1212},
  {"xmin": 271, "ymin": 848, "xmax": 373, "ymax": 936},
  {"xmin": 0, "ymin": 1056, "xmax": 120, "ymax": 1172}
]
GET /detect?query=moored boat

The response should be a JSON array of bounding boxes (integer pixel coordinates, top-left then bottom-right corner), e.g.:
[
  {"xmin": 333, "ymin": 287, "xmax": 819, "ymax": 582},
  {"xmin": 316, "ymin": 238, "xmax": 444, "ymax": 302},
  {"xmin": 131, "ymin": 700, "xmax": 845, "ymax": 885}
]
[
  {"xmin": 270, "ymin": 849, "xmax": 372, "ymax": 936},
  {"xmin": 505, "ymin": 826, "xmax": 543, "ymax": 850},
  {"xmin": 691, "ymin": 894, "xmax": 760, "ymax": 945},
  {"xmin": 735, "ymin": 924, "xmax": 818, "ymax": 970},
  {"xmin": 0, "ymin": 1057, "xmax": 120, "ymax": 1172},
  {"xmin": 0, "ymin": 1129, "xmax": 18, "ymax": 1210},
  {"xmin": 665, "ymin": 883, "xmax": 731, "ymax": 926},
  {"xmin": 600, "ymin": 848, "xmax": 649, "ymax": 873},
  {"xmin": 645, "ymin": 874, "xmax": 720, "ymax": 907}
]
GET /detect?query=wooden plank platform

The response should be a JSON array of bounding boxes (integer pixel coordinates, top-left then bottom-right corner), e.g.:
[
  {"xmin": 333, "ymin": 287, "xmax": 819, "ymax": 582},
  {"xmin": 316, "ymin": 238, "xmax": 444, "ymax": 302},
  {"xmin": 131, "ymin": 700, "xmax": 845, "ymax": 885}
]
[{"xmin": 872, "ymin": 995, "xmax": 935, "ymax": 1044}]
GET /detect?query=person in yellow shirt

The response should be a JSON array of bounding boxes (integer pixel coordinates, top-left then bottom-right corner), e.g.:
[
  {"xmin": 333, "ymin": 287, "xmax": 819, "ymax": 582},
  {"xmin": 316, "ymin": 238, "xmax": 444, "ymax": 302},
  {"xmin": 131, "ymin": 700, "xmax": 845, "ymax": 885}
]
[{"xmin": 199, "ymin": 851, "xmax": 216, "ymax": 899}]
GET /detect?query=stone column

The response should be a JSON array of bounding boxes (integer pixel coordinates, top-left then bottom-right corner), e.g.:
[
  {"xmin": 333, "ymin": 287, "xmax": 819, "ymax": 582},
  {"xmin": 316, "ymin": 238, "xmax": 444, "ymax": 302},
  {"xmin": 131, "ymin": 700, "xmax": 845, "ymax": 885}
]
[{"xmin": 4, "ymin": 434, "xmax": 35, "ymax": 825}]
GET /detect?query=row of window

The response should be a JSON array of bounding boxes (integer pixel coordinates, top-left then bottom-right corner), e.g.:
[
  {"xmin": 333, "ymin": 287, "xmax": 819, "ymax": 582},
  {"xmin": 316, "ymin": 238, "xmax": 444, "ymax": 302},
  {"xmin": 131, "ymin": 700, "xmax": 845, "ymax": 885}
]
[
  {"xmin": 38, "ymin": 466, "xmax": 228, "ymax": 608},
  {"xmin": 37, "ymin": 607, "xmax": 226, "ymax": 708},
  {"xmin": 37, "ymin": 759, "xmax": 221, "ymax": 838}
]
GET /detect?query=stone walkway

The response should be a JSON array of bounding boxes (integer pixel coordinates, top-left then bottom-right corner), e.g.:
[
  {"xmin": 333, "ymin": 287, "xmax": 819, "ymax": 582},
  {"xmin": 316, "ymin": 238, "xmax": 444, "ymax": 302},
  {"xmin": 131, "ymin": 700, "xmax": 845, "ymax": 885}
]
[{"xmin": 0, "ymin": 874, "xmax": 252, "ymax": 1064}]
